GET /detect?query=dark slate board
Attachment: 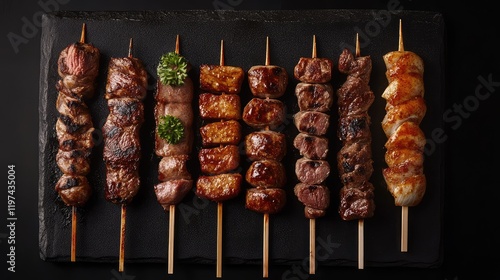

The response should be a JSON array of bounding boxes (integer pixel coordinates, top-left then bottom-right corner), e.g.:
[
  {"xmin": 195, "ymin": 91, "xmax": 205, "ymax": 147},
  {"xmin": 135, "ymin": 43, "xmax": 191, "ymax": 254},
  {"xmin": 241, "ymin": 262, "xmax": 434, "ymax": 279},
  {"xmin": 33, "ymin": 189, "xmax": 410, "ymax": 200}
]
[{"xmin": 38, "ymin": 9, "xmax": 445, "ymax": 268}]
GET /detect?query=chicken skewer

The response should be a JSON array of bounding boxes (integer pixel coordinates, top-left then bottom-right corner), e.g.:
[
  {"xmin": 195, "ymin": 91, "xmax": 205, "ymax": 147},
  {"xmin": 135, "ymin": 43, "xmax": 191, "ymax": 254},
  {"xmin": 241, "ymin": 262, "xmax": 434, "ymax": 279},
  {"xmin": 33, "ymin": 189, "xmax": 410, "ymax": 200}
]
[
  {"xmin": 381, "ymin": 19, "xmax": 426, "ymax": 252},
  {"xmin": 102, "ymin": 38, "xmax": 147, "ymax": 272},
  {"xmin": 336, "ymin": 33, "xmax": 375, "ymax": 269},
  {"xmin": 243, "ymin": 36, "xmax": 288, "ymax": 278},
  {"xmin": 54, "ymin": 22, "xmax": 99, "ymax": 262},
  {"xmin": 153, "ymin": 34, "xmax": 194, "ymax": 274},
  {"xmin": 292, "ymin": 35, "xmax": 333, "ymax": 274},
  {"xmin": 196, "ymin": 39, "xmax": 244, "ymax": 278}
]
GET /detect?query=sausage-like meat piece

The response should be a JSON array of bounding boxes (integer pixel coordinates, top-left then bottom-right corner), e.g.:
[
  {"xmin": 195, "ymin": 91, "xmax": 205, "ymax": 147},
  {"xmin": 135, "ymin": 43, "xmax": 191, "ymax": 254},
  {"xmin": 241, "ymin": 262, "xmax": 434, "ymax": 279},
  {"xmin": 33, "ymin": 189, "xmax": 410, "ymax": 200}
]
[
  {"xmin": 158, "ymin": 155, "xmax": 192, "ymax": 181},
  {"xmin": 293, "ymin": 132, "xmax": 329, "ymax": 160},
  {"xmin": 245, "ymin": 188, "xmax": 286, "ymax": 214},
  {"xmin": 247, "ymin": 65, "xmax": 288, "ymax": 98},
  {"xmin": 244, "ymin": 130, "xmax": 287, "ymax": 161},
  {"xmin": 154, "ymin": 179, "xmax": 193, "ymax": 211},
  {"xmin": 242, "ymin": 97, "xmax": 286, "ymax": 130},
  {"xmin": 246, "ymin": 159, "xmax": 286, "ymax": 189}
]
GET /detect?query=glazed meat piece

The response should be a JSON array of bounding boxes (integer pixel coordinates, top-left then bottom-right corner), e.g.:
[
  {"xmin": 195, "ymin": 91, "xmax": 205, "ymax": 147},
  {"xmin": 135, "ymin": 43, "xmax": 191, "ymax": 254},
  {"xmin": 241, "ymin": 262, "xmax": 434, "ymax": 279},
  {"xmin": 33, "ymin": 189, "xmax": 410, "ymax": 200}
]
[
  {"xmin": 105, "ymin": 164, "xmax": 140, "ymax": 204},
  {"xmin": 154, "ymin": 179, "xmax": 193, "ymax": 211},
  {"xmin": 155, "ymin": 77, "xmax": 194, "ymax": 104},
  {"xmin": 246, "ymin": 159, "xmax": 286, "ymax": 189},
  {"xmin": 55, "ymin": 174, "xmax": 92, "ymax": 207},
  {"xmin": 56, "ymin": 149, "xmax": 91, "ymax": 175},
  {"xmin": 293, "ymin": 110, "xmax": 330, "ymax": 136},
  {"xmin": 242, "ymin": 97, "xmax": 286, "ymax": 130},
  {"xmin": 198, "ymin": 145, "xmax": 240, "ymax": 175},
  {"xmin": 200, "ymin": 120, "xmax": 241, "ymax": 147},
  {"xmin": 245, "ymin": 130, "xmax": 286, "ymax": 161},
  {"xmin": 294, "ymin": 183, "xmax": 330, "ymax": 218},
  {"xmin": 199, "ymin": 93, "xmax": 241, "ymax": 120},
  {"xmin": 295, "ymin": 82, "xmax": 334, "ymax": 112},
  {"xmin": 293, "ymin": 133, "xmax": 329, "ymax": 160},
  {"xmin": 295, "ymin": 157, "xmax": 330, "ymax": 185},
  {"xmin": 105, "ymin": 57, "xmax": 148, "ymax": 100},
  {"xmin": 245, "ymin": 188, "xmax": 286, "ymax": 214},
  {"xmin": 199, "ymin": 64, "xmax": 245, "ymax": 94},
  {"xmin": 102, "ymin": 123, "xmax": 141, "ymax": 166},
  {"xmin": 195, "ymin": 173, "xmax": 242, "ymax": 202},
  {"xmin": 247, "ymin": 65, "xmax": 288, "ymax": 98},
  {"xmin": 382, "ymin": 96, "xmax": 426, "ymax": 137},
  {"xmin": 293, "ymin": 57, "xmax": 333, "ymax": 83},
  {"xmin": 158, "ymin": 155, "xmax": 192, "ymax": 181},
  {"xmin": 338, "ymin": 181, "xmax": 375, "ymax": 220}
]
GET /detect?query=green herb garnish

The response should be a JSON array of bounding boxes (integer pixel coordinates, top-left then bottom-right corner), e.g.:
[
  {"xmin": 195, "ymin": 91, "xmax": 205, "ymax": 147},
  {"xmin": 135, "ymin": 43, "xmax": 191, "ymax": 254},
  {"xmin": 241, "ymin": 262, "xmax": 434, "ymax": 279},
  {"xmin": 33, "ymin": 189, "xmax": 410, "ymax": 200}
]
[
  {"xmin": 157, "ymin": 115, "xmax": 184, "ymax": 144},
  {"xmin": 157, "ymin": 52, "xmax": 188, "ymax": 86}
]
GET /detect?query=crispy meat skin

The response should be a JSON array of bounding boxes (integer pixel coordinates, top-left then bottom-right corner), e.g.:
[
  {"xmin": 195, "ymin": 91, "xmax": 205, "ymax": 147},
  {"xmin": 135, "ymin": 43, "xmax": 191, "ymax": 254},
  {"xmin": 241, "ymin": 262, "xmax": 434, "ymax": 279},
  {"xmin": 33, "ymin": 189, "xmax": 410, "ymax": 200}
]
[
  {"xmin": 199, "ymin": 64, "xmax": 244, "ymax": 94},
  {"xmin": 245, "ymin": 130, "xmax": 286, "ymax": 161},
  {"xmin": 382, "ymin": 50, "xmax": 426, "ymax": 207},
  {"xmin": 195, "ymin": 173, "xmax": 242, "ymax": 202},
  {"xmin": 200, "ymin": 120, "xmax": 241, "ymax": 147},
  {"xmin": 245, "ymin": 188, "xmax": 286, "ymax": 214},
  {"xmin": 242, "ymin": 97, "xmax": 286, "ymax": 130},
  {"xmin": 247, "ymin": 65, "xmax": 288, "ymax": 98},
  {"xmin": 199, "ymin": 93, "xmax": 241, "ymax": 120},
  {"xmin": 246, "ymin": 159, "xmax": 286, "ymax": 189},
  {"xmin": 294, "ymin": 57, "xmax": 333, "ymax": 83}
]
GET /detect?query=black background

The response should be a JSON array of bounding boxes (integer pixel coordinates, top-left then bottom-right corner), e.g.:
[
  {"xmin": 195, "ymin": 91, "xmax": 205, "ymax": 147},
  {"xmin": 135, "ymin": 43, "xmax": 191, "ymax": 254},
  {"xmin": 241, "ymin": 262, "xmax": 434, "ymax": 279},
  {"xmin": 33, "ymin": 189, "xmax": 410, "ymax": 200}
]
[{"xmin": 1, "ymin": 0, "xmax": 498, "ymax": 280}]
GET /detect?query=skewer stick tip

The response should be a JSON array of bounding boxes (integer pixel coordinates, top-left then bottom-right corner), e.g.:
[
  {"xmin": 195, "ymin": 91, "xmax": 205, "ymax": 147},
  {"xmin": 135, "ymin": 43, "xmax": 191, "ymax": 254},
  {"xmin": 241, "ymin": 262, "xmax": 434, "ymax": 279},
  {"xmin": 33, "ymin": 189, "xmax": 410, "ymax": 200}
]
[
  {"xmin": 311, "ymin": 35, "xmax": 317, "ymax": 58},
  {"xmin": 168, "ymin": 205, "xmax": 176, "ymax": 274},
  {"xmin": 175, "ymin": 34, "xmax": 180, "ymax": 55},
  {"xmin": 219, "ymin": 39, "xmax": 225, "ymax": 66},
  {"xmin": 265, "ymin": 36, "xmax": 270, "ymax": 66},
  {"xmin": 355, "ymin": 33, "xmax": 361, "ymax": 57},
  {"xmin": 128, "ymin": 38, "xmax": 133, "ymax": 58},
  {"xmin": 80, "ymin": 23, "xmax": 86, "ymax": 43},
  {"xmin": 398, "ymin": 19, "xmax": 404, "ymax": 52}
]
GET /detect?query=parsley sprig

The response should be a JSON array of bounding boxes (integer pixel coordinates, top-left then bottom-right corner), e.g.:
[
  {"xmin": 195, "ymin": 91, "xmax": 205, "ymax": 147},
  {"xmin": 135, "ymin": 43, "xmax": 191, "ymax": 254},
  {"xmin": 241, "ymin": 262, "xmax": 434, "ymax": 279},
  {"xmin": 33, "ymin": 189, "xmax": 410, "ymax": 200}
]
[
  {"xmin": 157, "ymin": 115, "xmax": 184, "ymax": 144},
  {"xmin": 157, "ymin": 52, "xmax": 188, "ymax": 86}
]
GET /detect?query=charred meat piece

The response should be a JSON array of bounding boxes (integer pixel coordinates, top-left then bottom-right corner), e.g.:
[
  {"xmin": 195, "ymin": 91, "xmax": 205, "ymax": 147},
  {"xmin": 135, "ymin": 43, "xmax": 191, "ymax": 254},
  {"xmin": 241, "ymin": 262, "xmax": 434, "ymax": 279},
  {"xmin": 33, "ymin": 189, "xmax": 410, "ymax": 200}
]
[
  {"xmin": 246, "ymin": 159, "xmax": 286, "ymax": 189},
  {"xmin": 245, "ymin": 188, "xmax": 286, "ymax": 214},
  {"xmin": 107, "ymin": 97, "xmax": 144, "ymax": 127},
  {"xmin": 295, "ymin": 157, "xmax": 330, "ymax": 185},
  {"xmin": 293, "ymin": 57, "xmax": 333, "ymax": 83},
  {"xmin": 105, "ymin": 164, "xmax": 140, "ymax": 204},
  {"xmin": 242, "ymin": 97, "xmax": 286, "ymax": 130},
  {"xmin": 295, "ymin": 82, "xmax": 334, "ymax": 112},
  {"xmin": 293, "ymin": 132, "xmax": 329, "ymax": 160},
  {"xmin": 338, "ymin": 181, "xmax": 375, "ymax": 220},
  {"xmin": 293, "ymin": 110, "xmax": 330, "ymax": 136},
  {"xmin": 105, "ymin": 57, "xmax": 148, "ymax": 100},
  {"xmin": 102, "ymin": 123, "xmax": 141, "ymax": 166},
  {"xmin": 56, "ymin": 148, "xmax": 91, "ymax": 176},
  {"xmin": 337, "ymin": 113, "xmax": 371, "ymax": 143},
  {"xmin": 195, "ymin": 173, "xmax": 242, "ymax": 202},
  {"xmin": 199, "ymin": 64, "xmax": 245, "ymax": 94},
  {"xmin": 158, "ymin": 155, "xmax": 192, "ymax": 181},
  {"xmin": 198, "ymin": 145, "xmax": 240, "ymax": 175},
  {"xmin": 336, "ymin": 77, "xmax": 374, "ymax": 118},
  {"xmin": 294, "ymin": 183, "xmax": 330, "ymax": 218},
  {"xmin": 155, "ymin": 77, "xmax": 194, "ymax": 104},
  {"xmin": 55, "ymin": 174, "xmax": 92, "ymax": 207},
  {"xmin": 247, "ymin": 65, "xmax": 288, "ymax": 98},
  {"xmin": 245, "ymin": 130, "xmax": 286, "ymax": 161},
  {"xmin": 200, "ymin": 120, "xmax": 241, "ymax": 147},
  {"xmin": 199, "ymin": 93, "xmax": 241, "ymax": 120},
  {"xmin": 154, "ymin": 179, "xmax": 193, "ymax": 211}
]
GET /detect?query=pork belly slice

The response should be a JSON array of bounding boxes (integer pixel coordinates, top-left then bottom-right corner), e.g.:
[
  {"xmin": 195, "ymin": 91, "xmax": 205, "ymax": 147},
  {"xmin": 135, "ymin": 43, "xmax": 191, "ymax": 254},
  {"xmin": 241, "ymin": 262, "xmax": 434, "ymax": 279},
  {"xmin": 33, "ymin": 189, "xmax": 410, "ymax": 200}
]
[
  {"xmin": 199, "ymin": 92, "xmax": 241, "ymax": 120},
  {"xmin": 293, "ymin": 111, "xmax": 330, "ymax": 136},
  {"xmin": 339, "ymin": 181, "xmax": 375, "ymax": 220},
  {"xmin": 245, "ymin": 188, "xmax": 286, "ymax": 214},
  {"xmin": 154, "ymin": 179, "xmax": 193, "ymax": 211},
  {"xmin": 200, "ymin": 120, "xmax": 241, "ymax": 147},
  {"xmin": 295, "ymin": 82, "xmax": 333, "ymax": 112},
  {"xmin": 199, "ymin": 64, "xmax": 245, "ymax": 94},
  {"xmin": 295, "ymin": 157, "xmax": 330, "ymax": 185},
  {"xmin": 195, "ymin": 173, "xmax": 242, "ymax": 202},
  {"xmin": 198, "ymin": 145, "xmax": 240, "ymax": 175},
  {"xmin": 246, "ymin": 159, "xmax": 286, "ymax": 189},
  {"xmin": 293, "ymin": 132, "xmax": 329, "ymax": 160},
  {"xmin": 155, "ymin": 76, "xmax": 194, "ymax": 104},
  {"xmin": 294, "ymin": 57, "xmax": 333, "ymax": 83},
  {"xmin": 242, "ymin": 97, "xmax": 286, "ymax": 130},
  {"xmin": 247, "ymin": 65, "xmax": 288, "ymax": 98},
  {"xmin": 158, "ymin": 155, "xmax": 191, "ymax": 182},
  {"xmin": 55, "ymin": 174, "xmax": 92, "ymax": 207},
  {"xmin": 245, "ymin": 130, "xmax": 286, "ymax": 161}
]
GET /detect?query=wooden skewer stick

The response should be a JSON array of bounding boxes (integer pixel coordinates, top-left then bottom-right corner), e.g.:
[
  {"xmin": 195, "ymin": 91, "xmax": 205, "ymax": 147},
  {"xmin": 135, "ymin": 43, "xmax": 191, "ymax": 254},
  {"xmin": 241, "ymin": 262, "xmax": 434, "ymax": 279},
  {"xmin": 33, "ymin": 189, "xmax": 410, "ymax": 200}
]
[
  {"xmin": 70, "ymin": 22, "xmax": 87, "ymax": 263},
  {"xmin": 215, "ymin": 39, "xmax": 225, "ymax": 278},
  {"xmin": 167, "ymin": 34, "xmax": 182, "ymax": 275},
  {"xmin": 308, "ymin": 34, "xmax": 317, "ymax": 275},
  {"xmin": 397, "ymin": 19, "xmax": 409, "ymax": 253}
]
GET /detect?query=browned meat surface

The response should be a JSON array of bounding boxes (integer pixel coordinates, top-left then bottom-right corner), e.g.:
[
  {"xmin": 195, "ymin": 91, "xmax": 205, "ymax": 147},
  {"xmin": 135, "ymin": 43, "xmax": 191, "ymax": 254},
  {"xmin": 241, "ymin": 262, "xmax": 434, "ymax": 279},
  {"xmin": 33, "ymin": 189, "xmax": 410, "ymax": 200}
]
[
  {"xmin": 247, "ymin": 65, "xmax": 288, "ymax": 98},
  {"xmin": 244, "ymin": 130, "xmax": 286, "ymax": 161},
  {"xmin": 105, "ymin": 57, "xmax": 148, "ymax": 100},
  {"xmin": 293, "ymin": 57, "xmax": 333, "ymax": 83},
  {"xmin": 337, "ymin": 113, "xmax": 371, "ymax": 143},
  {"xmin": 295, "ymin": 82, "xmax": 334, "ymax": 112},
  {"xmin": 339, "ymin": 181, "xmax": 375, "ymax": 220},
  {"xmin": 293, "ymin": 110, "xmax": 330, "ymax": 136},
  {"xmin": 246, "ymin": 159, "xmax": 286, "ymax": 189},
  {"xmin": 337, "ymin": 141, "xmax": 373, "ymax": 189},
  {"xmin": 304, "ymin": 207, "xmax": 326, "ymax": 219},
  {"xmin": 154, "ymin": 179, "xmax": 193, "ymax": 211},
  {"xmin": 56, "ymin": 149, "xmax": 91, "ymax": 175},
  {"xmin": 245, "ymin": 188, "xmax": 286, "ymax": 214},
  {"xmin": 295, "ymin": 157, "xmax": 330, "ymax": 185},
  {"xmin": 102, "ymin": 123, "xmax": 141, "ymax": 166},
  {"xmin": 155, "ymin": 77, "xmax": 194, "ymax": 104},
  {"xmin": 158, "ymin": 155, "xmax": 192, "ymax": 181},
  {"xmin": 242, "ymin": 97, "xmax": 286, "ymax": 130},
  {"xmin": 200, "ymin": 120, "xmax": 241, "ymax": 147},
  {"xmin": 198, "ymin": 145, "xmax": 240, "ymax": 175},
  {"xmin": 199, "ymin": 64, "xmax": 245, "ymax": 94},
  {"xmin": 195, "ymin": 173, "xmax": 242, "ymax": 202},
  {"xmin": 293, "ymin": 133, "xmax": 329, "ymax": 160},
  {"xmin": 294, "ymin": 183, "xmax": 330, "ymax": 218},
  {"xmin": 105, "ymin": 164, "xmax": 140, "ymax": 204},
  {"xmin": 55, "ymin": 174, "xmax": 92, "ymax": 207},
  {"xmin": 199, "ymin": 93, "xmax": 241, "ymax": 120}
]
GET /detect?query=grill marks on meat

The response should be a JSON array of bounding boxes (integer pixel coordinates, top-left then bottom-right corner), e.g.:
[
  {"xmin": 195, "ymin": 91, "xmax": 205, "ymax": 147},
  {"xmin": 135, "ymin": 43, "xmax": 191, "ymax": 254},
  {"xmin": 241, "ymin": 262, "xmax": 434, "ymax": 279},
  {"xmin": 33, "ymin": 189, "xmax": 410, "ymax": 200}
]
[
  {"xmin": 153, "ymin": 55, "xmax": 194, "ymax": 211},
  {"xmin": 103, "ymin": 56, "xmax": 147, "ymax": 205},
  {"xmin": 337, "ymin": 48, "xmax": 375, "ymax": 220},
  {"xmin": 243, "ymin": 61, "xmax": 289, "ymax": 214},
  {"xmin": 293, "ymin": 54, "xmax": 333, "ymax": 219},
  {"xmin": 381, "ymin": 50, "xmax": 426, "ymax": 207},
  {"xmin": 196, "ymin": 63, "xmax": 244, "ymax": 202},
  {"xmin": 54, "ymin": 41, "xmax": 99, "ymax": 207}
]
